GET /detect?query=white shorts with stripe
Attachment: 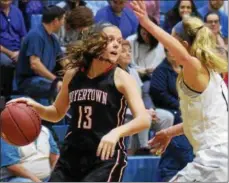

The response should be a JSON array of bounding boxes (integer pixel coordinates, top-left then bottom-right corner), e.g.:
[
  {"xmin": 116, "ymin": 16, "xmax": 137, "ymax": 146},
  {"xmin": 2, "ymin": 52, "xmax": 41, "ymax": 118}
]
[{"xmin": 169, "ymin": 143, "xmax": 228, "ymax": 182}]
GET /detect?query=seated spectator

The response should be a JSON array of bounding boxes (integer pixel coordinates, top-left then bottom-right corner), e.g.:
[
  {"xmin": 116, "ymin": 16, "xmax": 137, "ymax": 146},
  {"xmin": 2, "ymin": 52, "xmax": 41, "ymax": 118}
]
[
  {"xmin": 150, "ymin": 49, "xmax": 194, "ymax": 181},
  {"xmin": 0, "ymin": 0, "xmax": 27, "ymax": 67},
  {"xmin": 205, "ymin": 12, "xmax": 227, "ymax": 52},
  {"xmin": 95, "ymin": 0, "xmax": 138, "ymax": 39},
  {"xmin": 126, "ymin": 0, "xmax": 160, "ymax": 23},
  {"xmin": 16, "ymin": 5, "xmax": 65, "ymax": 100},
  {"xmin": 198, "ymin": 0, "xmax": 228, "ymax": 44},
  {"xmin": 56, "ymin": 6, "xmax": 94, "ymax": 51},
  {"xmin": 15, "ymin": 6, "xmax": 65, "ymax": 138},
  {"xmin": 119, "ymin": 40, "xmax": 174, "ymax": 155},
  {"xmin": 127, "ymin": 16, "xmax": 165, "ymax": 81},
  {"xmin": 127, "ymin": 17, "xmax": 165, "ymax": 120},
  {"xmin": 0, "ymin": 126, "xmax": 60, "ymax": 182},
  {"xmin": 163, "ymin": 0, "xmax": 200, "ymax": 34},
  {"xmin": 17, "ymin": 0, "xmax": 43, "ymax": 30},
  {"xmin": 56, "ymin": 0, "xmax": 87, "ymax": 52},
  {"xmin": 204, "ymin": 12, "xmax": 228, "ymax": 87},
  {"xmin": 56, "ymin": 0, "xmax": 86, "ymax": 11}
]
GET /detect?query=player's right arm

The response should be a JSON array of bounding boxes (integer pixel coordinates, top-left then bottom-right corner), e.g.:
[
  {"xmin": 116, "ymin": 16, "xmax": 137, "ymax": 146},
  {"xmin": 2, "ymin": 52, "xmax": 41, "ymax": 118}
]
[
  {"xmin": 7, "ymin": 69, "xmax": 77, "ymax": 123},
  {"xmin": 148, "ymin": 123, "xmax": 184, "ymax": 155}
]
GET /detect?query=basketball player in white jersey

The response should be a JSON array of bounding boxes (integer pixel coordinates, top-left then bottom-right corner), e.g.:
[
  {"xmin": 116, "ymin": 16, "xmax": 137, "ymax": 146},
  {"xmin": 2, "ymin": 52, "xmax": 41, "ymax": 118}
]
[{"xmin": 131, "ymin": 1, "xmax": 228, "ymax": 182}]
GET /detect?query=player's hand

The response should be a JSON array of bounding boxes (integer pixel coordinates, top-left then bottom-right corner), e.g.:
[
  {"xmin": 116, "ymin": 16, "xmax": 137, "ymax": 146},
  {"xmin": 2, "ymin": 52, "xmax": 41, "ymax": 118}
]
[
  {"xmin": 148, "ymin": 129, "xmax": 172, "ymax": 155},
  {"xmin": 130, "ymin": 0, "xmax": 149, "ymax": 26},
  {"xmin": 7, "ymin": 97, "xmax": 41, "ymax": 109},
  {"xmin": 97, "ymin": 129, "xmax": 120, "ymax": 160}
]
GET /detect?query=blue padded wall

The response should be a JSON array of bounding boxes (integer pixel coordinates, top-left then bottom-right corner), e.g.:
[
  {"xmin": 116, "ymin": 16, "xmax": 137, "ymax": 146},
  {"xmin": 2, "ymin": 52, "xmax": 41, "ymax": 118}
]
[{"xmin": 123, "ymin": 156, "xmax": 161, "ymax": 182}]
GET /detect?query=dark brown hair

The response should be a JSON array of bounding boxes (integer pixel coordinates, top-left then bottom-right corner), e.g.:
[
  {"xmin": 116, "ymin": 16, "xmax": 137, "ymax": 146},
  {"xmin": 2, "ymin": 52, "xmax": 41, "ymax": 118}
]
[
  {"xmin": 137, "ymin": 16, "xmax": 159, "ymax": 50},
  {"xmin": 65, "ymin": 23, "xmax": 115, "ymax": 72},
  {"xmin": 164, "ymin": 0, "xmax": 200, "ymax": 33},
  {"xmin": 65, "ymin": 6, "xmax": 94, "ymax": 30}
]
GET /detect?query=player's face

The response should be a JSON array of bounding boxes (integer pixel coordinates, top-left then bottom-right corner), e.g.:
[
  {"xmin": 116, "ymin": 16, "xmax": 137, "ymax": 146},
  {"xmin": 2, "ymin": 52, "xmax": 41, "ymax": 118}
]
[
  {"xmin": 102, "ymin": 26, "xmax": 123, "ymax": 64},
  {"xmin": 178, "ymin": 0, "xmax": 192, "ymax": 18},
  {"xmin": 206, "ymin": 14, "xmax": 220, "ymax": 35},
  {"xmin": 119, "ymin": 44, "xmax": 131, "ymax": 66}
]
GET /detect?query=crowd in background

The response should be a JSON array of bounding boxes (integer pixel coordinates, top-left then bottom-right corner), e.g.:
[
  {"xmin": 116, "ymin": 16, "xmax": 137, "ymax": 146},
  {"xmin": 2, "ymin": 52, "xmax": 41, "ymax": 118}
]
[{"xmin": 0, "ymin": 0, "xmax": 228, "ymax": 182}]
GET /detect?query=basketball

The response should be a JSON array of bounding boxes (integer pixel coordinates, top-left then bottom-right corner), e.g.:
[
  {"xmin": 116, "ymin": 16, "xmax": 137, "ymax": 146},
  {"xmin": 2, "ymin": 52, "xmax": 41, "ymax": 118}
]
[{"xmin": 0, "ymin": 102, "xmax": 41, "ymax": 146}]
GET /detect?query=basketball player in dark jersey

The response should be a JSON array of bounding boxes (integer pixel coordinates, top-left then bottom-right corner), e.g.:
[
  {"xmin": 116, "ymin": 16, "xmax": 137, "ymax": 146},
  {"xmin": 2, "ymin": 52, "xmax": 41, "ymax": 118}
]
[{"xmin": 9, "ymin": 23, "xmax": 151, "ymax": 182}]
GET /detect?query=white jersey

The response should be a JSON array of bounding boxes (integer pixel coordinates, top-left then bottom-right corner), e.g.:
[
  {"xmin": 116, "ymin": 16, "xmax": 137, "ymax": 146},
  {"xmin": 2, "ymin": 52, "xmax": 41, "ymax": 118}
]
[{"xmin": 178, "ymin": 70, "xmax": 228, "ymax": 154}]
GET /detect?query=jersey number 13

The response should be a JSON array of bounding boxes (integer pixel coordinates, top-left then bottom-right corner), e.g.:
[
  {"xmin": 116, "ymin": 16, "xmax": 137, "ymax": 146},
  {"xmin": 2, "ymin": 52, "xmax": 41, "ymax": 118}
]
[{"xmin": 77, "ymin": 106, "xmax": 92, "ymax": 129}]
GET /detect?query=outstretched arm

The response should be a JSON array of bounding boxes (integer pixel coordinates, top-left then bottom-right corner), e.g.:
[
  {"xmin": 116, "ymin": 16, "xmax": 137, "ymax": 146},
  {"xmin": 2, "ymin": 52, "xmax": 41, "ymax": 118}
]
[
  {"xmin": 148, "ymin": 123, "xmax": 184, "ymax": 155},
  {"xmin": 165, "ymin": 123, "xmax": 184, "ymax": 137}
]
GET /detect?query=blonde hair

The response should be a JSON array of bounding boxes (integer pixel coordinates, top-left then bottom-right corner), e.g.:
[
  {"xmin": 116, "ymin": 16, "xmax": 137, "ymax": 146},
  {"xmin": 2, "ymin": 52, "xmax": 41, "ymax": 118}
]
[{"xmin": 183, "ymin": 16, "xmax": 227, "ymax": 73}]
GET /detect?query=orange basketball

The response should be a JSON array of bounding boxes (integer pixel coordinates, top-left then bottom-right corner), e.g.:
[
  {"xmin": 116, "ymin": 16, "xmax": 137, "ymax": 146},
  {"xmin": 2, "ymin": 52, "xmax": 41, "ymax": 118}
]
[{"xmin": 0, "ymin": 102, "xmax": 41, "ymax": 146}]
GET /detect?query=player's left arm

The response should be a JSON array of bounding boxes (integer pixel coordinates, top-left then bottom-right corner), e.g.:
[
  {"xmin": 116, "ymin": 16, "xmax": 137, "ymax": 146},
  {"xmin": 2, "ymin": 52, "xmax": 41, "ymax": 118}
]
[
  {"xmin": 114, "ymin": 68, "xmax": 151, "ymax": 136},
  {"xmin": 97, "ymin": 68, "xmax": 151, "ymax": 160}
]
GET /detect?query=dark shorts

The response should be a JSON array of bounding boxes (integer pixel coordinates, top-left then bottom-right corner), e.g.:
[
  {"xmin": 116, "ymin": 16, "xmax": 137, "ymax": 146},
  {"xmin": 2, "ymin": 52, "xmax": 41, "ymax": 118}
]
[{"xmin": 49, "ymin": 144, "xmax": 127, "ymax": 182}]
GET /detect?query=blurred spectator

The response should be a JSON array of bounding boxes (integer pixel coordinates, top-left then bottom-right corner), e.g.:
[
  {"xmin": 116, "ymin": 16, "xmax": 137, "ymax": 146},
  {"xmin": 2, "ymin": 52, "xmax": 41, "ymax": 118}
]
[
  {"xmin": 42, "ymin": 0, "xmax": 62, "ymax": 6},
  {"xmin": 126, "ymin": 0, "xmax": 160, "ymax": 23},
  {"xmin": 198, "ymin": 0, "xmax": 228, "ymax": 44},
  {"xmin": 127, "ymin": 16, "xmax": 165, "ymax": 81},
  {"xmin": 0, "ymin": 126, "xmax": 60, "ymax": 182},
  {"xmin": 56, "ymin": 6, "xmax": 94, "ymax": 51},
  {"xmin": 150, "ymin": 49, "xmax": 181, "ymax": 124},
  {"xmin": 150, "ymin": 49, "xmax": 194, "ymax": 181},
  {"xmin": 95, "ymin": 0, "xmax": 138, "ymax": 38},
  {"xmin": 119, "ymin": 41, "xmax": 174, "ymax": 155},
  {"xmin": 86, "ymin": 0, "xmax": 108, "ymax": 16},
  {"xmin": 204, "ymin": 12, "xmax": 228, "ymax": 87},
  {"xmin": 205, "ymin": 12, "xmax": 227, "ymax": 52},
  {"xmin": 16, "ymin": 5, "xmax": 65, "ymax": 100},
  {"xmin": 163, "ymin": 0, "xmax": 200, "ymax": 34},
  {"xmin": 12, "ymin": 0, "xmax": 18, "ymax": 7},
  {"xmin": 18, "ymin": 0, "xmax": 43, "ymax": 30},
  {"xmin": 0, "ymin": 0, "xmax": 27, "ymax": 67},
  {"xmin": 56, "ymin": 0, "xmax": 86, "ymax": 11},
  {"xmin": 127, "ymin": 17, "xmax": 166, "ymax": 140}
]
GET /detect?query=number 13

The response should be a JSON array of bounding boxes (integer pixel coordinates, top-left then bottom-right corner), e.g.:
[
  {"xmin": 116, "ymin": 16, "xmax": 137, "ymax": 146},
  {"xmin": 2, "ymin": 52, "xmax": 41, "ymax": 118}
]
[{"xmin": 77, "ymin": 106, "xmax": 92, "ymax": 129}]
